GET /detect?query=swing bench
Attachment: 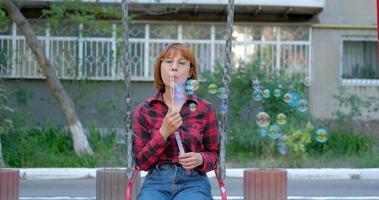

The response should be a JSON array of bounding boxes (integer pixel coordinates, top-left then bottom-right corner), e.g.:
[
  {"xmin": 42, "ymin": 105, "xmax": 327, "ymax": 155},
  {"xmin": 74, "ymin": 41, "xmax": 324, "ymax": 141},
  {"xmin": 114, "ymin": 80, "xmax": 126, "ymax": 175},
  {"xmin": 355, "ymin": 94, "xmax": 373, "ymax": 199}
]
[{"xmin": 121, "ymin": 1, "xmax": 234, "ymax": 199}]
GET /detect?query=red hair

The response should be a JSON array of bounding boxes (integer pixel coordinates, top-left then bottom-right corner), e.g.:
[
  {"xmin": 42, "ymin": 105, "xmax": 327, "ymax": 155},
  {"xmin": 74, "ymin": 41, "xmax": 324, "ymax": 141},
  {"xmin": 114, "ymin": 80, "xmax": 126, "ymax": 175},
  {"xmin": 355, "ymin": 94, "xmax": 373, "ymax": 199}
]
[{"xmin": 154, "ymin": 43, "xmax": 198, "ymax": 91}]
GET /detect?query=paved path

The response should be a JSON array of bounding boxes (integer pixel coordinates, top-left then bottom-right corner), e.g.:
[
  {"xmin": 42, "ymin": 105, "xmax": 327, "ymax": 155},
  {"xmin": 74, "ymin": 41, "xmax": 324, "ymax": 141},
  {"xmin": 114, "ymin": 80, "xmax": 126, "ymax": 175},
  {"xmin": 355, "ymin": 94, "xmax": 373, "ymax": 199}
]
[{"xmin": 20, "ymin": 177, "xmax": 379, "ymax": 200}]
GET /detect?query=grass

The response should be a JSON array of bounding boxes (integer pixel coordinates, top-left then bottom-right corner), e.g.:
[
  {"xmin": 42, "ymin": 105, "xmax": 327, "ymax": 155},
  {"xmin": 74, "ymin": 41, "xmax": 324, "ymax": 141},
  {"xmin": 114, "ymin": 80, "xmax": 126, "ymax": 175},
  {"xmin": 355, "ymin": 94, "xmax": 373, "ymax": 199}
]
[
  {"xmin": 1, "ymin": 123, "xmax": 378, "ymax": 168},
  {"xmin": 0, "ymin": 123, "xmax": 126, "ymax": 167}
]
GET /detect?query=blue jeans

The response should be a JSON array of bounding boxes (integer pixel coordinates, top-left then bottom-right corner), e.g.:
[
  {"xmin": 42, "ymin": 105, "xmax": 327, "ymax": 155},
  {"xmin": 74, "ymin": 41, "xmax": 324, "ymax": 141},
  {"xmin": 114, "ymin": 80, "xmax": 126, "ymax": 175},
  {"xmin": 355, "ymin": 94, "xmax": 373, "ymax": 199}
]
[{"xmin": 137, "ymin": 164, "xmax": 213, "ymax": 200}]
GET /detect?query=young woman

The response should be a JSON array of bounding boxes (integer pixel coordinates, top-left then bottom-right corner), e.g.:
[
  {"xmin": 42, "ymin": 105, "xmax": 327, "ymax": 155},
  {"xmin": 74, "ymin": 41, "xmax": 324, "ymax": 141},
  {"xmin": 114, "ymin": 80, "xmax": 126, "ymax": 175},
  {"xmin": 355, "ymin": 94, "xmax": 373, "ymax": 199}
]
[{"xmin": 133, "ymin": 43, "xmax": 219, "ymax": 200}]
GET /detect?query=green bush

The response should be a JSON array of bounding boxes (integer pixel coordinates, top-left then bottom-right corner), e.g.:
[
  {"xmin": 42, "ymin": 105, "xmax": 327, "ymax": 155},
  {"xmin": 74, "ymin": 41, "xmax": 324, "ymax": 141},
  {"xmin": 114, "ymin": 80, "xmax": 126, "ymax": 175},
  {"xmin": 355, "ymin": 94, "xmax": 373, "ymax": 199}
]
[
  {"xmin": 0, "ymin": 82, "xmax": 13, "ymax": 134},
  {"xmin": 87, "ymin": 123, "xmax": 127, "ymax": 167},
  {"xmin": 196, "ymin": 59, "xmax": 377, "ymax": 167},
  {"xmin": 0, "ymin": 123, "xmax": 126, "ymax": 167}
]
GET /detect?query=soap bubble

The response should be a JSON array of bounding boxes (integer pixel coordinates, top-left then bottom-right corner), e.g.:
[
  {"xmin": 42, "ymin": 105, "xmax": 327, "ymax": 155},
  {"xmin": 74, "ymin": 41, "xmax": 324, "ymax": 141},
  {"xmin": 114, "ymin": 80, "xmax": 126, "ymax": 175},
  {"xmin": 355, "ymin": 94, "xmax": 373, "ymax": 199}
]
[
  {"xmin": 283, "ymin": 93, "xmax": 292, "ymax": 103},
  {"xmin": 298, "ymin": 99, "xmax": 309, "ymax": 112},
  {"xmin": 315, "ymin": 128, "xmax": 328, "ymax": 143},
  {"xmin": 186, "ymin": 90, "xmax": 194, "ymax": 96},
  {"xmin": 175, "ymin": 85, "xmax": 185, "ymax": 92},
  {"xmin": 185, "ymin": 84, "xmax": 191, "ymax": 90},
  {"xmin": 253, "ymin": 79, "xmax": 261, "ymax": 90},
  {"xmin": 253, "ymin": 89, "xmax": 263, "ymax": 101},
  {"xmin": 278, "ymin": 143, "xmax": 288, "ymax": 155},
  {"xmin": 186, "ymin": 79, "xmax": 199, "ymax": 91},
  {"xmin": 217, "ymin": 87, "xmax": 228, "ymax": 99},
  {"xmin": 288, "ymin": 92, "xmax": 300, "ymax": 107},
  {"xmin": 176, "ymin": 93, "xmax": 185, "ymax": 102},
  {"xmin": 258, "ymin": 128, "xmax": 267, "ymax": 137},
  {"xmin": 263, "ymin": 89, "xmax": 270, "ymax": 98},
  {"xmin": 276, "ymin": 113, "xmax": 287, "ymax": 125},
  {"xmin": 185, "ymin": 80, "xmax": 195, "ymax": 96},
  {"xmin": 304, "ymin": 76, "xmax": 311, "ymax": 86},
  {"xmin": 256, "ymin": 112, "xmax": 270, "ymax": 128},
  {"xmin": 220, "ymin": 103, "xmax": 228, "ymax": 114},
  {"xmin": 268, "ymin": 124, "xmax": 281, "ymax": 139},
  {"xmin": 208, "ymin": 84, "xmax": 217, "ymax": 94},
  {"xmin": 189, "ymin": 102, "xmax": 197, "ymax": 112},
  {"xmin": 274, "ymin": 89, "xmax": 281, "ymax": 98},
  {"xmin": 191, "ymin": 79, "xmax": 200, "ymax": 91}
]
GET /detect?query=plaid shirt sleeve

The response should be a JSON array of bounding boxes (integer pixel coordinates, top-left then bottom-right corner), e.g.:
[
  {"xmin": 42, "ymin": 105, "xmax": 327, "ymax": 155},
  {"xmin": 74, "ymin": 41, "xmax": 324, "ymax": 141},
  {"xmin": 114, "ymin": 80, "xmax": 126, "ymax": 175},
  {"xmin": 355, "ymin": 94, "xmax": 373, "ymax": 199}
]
[
  {"xmin": 133, "ymin": 103, "xmax": 167, "ymax": 171},
  {"xmin": 197, "ymin": 103, "xmax": 219, "ymax": 173}
]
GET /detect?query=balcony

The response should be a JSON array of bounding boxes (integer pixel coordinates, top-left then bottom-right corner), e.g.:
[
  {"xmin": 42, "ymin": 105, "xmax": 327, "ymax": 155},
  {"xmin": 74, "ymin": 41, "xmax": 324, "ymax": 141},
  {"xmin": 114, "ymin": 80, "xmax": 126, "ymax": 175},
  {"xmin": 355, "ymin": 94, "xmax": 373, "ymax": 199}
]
[
  {"xmin": 0, "ymin": 21, "xmax": 311, "ymax": 81},
  {"xmin": 20, "ymin": 0, "xmax": 325, "ymax": 21}
]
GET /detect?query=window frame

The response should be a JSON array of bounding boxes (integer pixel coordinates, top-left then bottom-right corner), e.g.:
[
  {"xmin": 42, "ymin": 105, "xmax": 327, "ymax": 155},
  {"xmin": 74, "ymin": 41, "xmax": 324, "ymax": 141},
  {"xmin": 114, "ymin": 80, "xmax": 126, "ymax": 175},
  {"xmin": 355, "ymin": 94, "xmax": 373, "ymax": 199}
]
[{"xmin": 340, "ymin": 35, "xmax": 379, "ymax": 86}]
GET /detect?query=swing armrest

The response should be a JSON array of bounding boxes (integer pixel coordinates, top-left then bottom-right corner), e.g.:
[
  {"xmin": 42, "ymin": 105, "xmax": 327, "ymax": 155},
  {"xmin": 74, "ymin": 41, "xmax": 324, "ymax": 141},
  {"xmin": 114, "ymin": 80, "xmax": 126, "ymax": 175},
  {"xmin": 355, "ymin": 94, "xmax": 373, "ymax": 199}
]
[
  {"xmin": 214, "ymin": 166, "xmax": 227, "ymax": 200},
  {"xmin": 126, "ymin": 168, "xmax": 139, "ymax": 200}
]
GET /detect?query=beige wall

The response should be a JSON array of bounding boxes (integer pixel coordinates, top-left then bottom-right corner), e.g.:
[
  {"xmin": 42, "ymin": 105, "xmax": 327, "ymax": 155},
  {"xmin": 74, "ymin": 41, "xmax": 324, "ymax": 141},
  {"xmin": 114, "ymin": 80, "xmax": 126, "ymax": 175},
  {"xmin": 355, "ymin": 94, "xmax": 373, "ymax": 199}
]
[
  {"xmin": 4, "ymin": 80, "xmax": 156, "ymax": 128},
  {"xmin": 318, "ymin": 0, "xmax": 377, "ymax": 24},
  {"xmin": 310, "ymin": 0, "xmax": 378, "ymax": 120},
  {"xmin": 310, "ymin": 28, "xmax": 378, "ymax": 119}
]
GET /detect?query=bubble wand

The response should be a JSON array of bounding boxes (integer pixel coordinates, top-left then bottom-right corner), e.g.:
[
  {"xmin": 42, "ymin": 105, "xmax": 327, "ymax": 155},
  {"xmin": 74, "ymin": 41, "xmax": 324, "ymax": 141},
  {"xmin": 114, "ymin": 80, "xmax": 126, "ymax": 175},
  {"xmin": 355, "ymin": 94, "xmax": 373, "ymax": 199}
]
[{"xmin": 169, "ymin": 73, "xmax": 186, "ymax": 156}]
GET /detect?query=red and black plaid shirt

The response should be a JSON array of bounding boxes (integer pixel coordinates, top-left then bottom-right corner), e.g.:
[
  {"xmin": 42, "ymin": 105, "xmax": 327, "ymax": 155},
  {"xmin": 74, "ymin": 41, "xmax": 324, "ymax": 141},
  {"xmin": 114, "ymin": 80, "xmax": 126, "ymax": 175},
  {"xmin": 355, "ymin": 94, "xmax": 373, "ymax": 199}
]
[{"xmin": 133, "ymin": 91, "xmax": 219, "ymax": 173}]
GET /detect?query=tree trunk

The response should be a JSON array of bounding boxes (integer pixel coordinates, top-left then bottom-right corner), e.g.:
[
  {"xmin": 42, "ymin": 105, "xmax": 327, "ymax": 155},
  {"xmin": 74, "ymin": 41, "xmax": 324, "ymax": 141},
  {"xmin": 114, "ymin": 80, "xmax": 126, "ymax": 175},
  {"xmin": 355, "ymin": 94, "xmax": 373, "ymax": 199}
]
[{"xmin": 2, "ymin": 0, "xmax": 93, "ymax": 156}]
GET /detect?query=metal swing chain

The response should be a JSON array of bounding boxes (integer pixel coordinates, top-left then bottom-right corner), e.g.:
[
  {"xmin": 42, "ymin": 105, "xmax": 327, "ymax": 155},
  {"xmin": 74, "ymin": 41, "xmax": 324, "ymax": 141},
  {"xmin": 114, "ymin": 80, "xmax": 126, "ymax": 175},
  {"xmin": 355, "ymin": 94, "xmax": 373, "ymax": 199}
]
[
  {"xmin": 220, "ymin": 0, "xmax": 235, "ymax": 180},
  {"xmin": 121, "ymin": 0, "xmax": 134, "ymax": 179}
]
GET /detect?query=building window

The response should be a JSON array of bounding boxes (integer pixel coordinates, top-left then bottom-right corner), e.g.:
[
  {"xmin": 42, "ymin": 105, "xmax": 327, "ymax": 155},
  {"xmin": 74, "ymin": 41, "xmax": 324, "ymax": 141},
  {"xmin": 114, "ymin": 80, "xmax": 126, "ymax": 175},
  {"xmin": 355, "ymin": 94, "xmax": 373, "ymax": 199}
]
[{"xmin": 341, "ymin": 38, "xmax": 379, "ymax": 84}]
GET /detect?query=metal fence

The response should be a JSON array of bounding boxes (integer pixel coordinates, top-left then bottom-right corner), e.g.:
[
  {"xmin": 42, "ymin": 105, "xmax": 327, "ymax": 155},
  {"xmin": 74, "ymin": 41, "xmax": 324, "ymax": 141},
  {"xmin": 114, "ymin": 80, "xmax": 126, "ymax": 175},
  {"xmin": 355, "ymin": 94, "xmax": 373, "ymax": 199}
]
[{"xmin": 0, "ymin": 21, "xmax": 311, "ymax": 81}]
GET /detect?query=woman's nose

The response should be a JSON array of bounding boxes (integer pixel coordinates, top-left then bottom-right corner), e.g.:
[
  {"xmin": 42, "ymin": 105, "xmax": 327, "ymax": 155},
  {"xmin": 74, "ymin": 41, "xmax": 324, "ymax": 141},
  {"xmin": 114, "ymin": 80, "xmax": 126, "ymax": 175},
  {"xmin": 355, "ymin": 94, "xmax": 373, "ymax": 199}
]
[{"xmin": 171, "ymin": 62, "xmax": 178, "ymax": 72}]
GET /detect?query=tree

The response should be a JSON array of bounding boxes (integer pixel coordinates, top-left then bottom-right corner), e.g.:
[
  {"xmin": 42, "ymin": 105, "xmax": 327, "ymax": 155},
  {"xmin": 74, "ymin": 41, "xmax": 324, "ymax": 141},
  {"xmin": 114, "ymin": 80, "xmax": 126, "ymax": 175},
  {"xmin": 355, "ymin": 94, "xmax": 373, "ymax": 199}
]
[{"xmin": 1, "ymin": 0, "xmax": 93, "ymax": 156}]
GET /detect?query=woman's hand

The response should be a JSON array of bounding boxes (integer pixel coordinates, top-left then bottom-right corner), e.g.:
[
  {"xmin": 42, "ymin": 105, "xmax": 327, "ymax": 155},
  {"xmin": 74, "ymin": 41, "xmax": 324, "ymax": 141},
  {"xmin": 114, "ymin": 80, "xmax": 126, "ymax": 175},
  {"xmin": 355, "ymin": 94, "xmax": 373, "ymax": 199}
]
[
  {"xmin": 178, "ymin": 152, "xmax": 203, "ymax": 169},
  {"xmin": 159, "ymin": 111, "xmax": 182, "ymax": 141}
]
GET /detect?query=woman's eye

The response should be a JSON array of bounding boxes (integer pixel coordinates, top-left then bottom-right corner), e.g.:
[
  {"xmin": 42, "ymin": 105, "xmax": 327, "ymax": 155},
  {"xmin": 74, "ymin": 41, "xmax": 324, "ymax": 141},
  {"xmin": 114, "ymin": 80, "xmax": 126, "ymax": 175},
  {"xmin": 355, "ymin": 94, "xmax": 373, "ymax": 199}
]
[
  {"xmin": 165, "ymin": 59, "xmax": 173, "ymax": 64},
  {"xmin": 178, "ymin": 60, "xmax": 188, "ymax": 65}
]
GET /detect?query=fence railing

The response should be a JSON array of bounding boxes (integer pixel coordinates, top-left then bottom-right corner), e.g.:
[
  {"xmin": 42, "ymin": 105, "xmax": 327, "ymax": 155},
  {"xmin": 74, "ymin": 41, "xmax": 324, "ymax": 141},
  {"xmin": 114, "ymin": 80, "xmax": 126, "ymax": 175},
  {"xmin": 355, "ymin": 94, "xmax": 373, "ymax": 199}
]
[{"xmin": 0, "ymin": 21, "xmax": 311, "ymax": 81}]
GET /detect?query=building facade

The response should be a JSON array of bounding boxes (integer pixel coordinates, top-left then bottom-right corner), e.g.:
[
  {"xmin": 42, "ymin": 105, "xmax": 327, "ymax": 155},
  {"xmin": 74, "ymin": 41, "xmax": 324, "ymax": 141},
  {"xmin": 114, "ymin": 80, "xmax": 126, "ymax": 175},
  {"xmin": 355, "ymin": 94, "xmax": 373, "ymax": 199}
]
[{"xmin": 0, "ymin": 0, "xmax": 378, "ymax": 131}]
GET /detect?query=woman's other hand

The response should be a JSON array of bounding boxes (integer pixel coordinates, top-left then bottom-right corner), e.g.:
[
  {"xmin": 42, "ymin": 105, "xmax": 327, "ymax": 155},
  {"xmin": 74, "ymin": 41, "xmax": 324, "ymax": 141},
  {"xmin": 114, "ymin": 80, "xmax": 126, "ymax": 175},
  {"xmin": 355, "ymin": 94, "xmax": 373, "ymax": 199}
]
[
  {"xmin": 159, "ymin": 111, "xmax": 182, "ymax": 141},
  {"xmin": 178, "ymin": 152, "xmax": 203, "ymax": 169}
]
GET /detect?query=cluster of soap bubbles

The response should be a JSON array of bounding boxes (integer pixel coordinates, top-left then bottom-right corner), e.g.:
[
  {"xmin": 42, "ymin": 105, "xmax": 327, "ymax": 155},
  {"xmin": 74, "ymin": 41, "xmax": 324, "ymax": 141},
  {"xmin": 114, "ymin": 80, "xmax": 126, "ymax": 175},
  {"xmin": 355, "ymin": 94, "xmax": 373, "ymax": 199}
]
[
  {"xmin": 256, "ymin": 111, "xmax": 284, "ymax": 140},
  {"xmin": 183, "ymin": 80, "xmax": 230, "ymax": 114},
  {"xmin": 253, "ymin": 83, "xmax": 310, "ymax": 115},
  {"xmin": 184, "ymin": 79, "xmax": 199, "ymax": 112},
  {"xmin": 183, "ymin": 77, "xmax": 328, "ymax": 149},
  {"xmin": 207, "ymin": 83, "xmax": 229, "ymax": 114},
  {"xmin": 252, "ymin": 77, "xmax": 327, "ymax": 154}
]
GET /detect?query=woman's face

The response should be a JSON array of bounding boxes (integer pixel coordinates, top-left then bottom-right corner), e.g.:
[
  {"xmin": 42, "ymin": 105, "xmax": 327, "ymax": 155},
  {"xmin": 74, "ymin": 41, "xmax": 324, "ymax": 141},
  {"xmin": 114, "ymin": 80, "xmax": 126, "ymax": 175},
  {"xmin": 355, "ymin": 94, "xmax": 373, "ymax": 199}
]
[{"xmin": 160, "ymin": 51, "xmax": 191, "ymax": 89}]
